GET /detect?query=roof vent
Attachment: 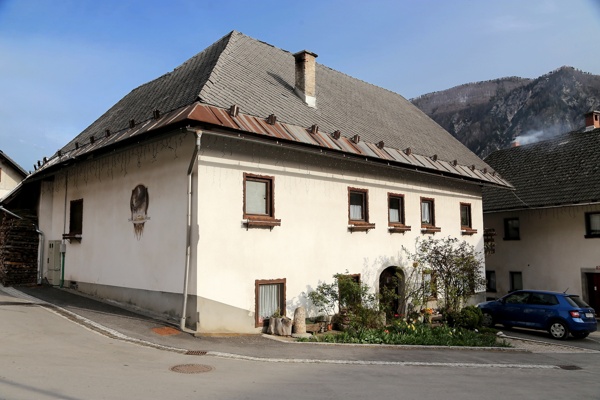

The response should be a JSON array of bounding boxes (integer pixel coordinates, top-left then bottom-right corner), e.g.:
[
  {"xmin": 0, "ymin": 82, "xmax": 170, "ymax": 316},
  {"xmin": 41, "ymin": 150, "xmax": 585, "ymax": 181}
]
[
  {"xmin": 90, "ymin": 136, "xmax": 95, "ymax": 144},
  {"xmin": 431, "ymin": 154, "xmax": 438, "ymax": 162},
  {"xmin": 470, "ymin": 165, "xmax": 476, "ymax": 171},
  {"xmin": 267, "ymin": 114, "xmax": 277, "ymax": 125},
  {"xmin": 229, "ymin": 105, "xmax": 239, "ymax": 117},
  {"xmin": 405, "ymin": 148, "xmax": 412, "ymax": 156},
  {"xmin": 153, "ymin": 110, "xmax": 161, "ymax": 120},
  {"xmin": 57, "ymin": 150, "xmax": 62, "ymax": 157},
  {"xmin": 483, "ymin": 168, "xmax": 488, "ymax": 174},
  {"xmin": 351, "ymin": 134, "xmax": 360, "ymax": 144},
  {"xmin": 309, "ymin": 124, "xmax": 319, "ymax": 134},
  {"xmin": 376, "ymin": 141, "xmax": 385, "ymax": 149},
  {"xmin": 452, "ymin": 160, "xmax": 458, "ymax": 166},
  {"xmin": 75, "ymin": 142, "xmax": 79, "ymax": 149},
  {"xmin": 129, "ymin": 119, "xmax": 135, "ymax": 129},
  {"xmin": 105, "ymin": 129, "xmax": 111, "ymax": 137},
  {"xmin": 332, "ymin": 130, "xmax": 341, "ymax": 139},
  {"xmin": 293, "ymin": 50, "xmax": 318, "ymax": 108},
  {"xmin": 43, "ymin": 157, "xmax": 47, "ymax": 163}
]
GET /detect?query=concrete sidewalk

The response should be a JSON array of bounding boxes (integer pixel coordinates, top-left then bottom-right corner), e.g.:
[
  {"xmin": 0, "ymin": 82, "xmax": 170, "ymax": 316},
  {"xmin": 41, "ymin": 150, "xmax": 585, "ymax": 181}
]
[{"xmin": 1, "ymin": 284, "xmax": 596, "ymax": 369}]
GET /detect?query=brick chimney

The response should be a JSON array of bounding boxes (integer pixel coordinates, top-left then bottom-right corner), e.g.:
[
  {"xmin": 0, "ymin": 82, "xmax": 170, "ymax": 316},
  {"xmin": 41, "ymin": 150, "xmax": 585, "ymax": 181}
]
[
  {"xmin": 293, "ymin": 50, "xmax": 318, "ymax": 108},
  {"xmin": 584, "ymin": 110, "xmax": 600, "ymax": 130}
]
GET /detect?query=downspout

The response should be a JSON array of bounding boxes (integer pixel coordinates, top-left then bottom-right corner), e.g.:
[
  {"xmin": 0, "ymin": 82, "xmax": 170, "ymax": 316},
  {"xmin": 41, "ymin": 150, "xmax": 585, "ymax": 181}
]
[
  {"xmin": 61, "ymin": 170, "xmax": 68, "ymax": 288},
  {"xmin": 0, "ymin": 206, "xmax": 45, "ymax": 285},
  {"xmin": 181, "ymin": 130, "xmax": 202, "ymax": 334}
]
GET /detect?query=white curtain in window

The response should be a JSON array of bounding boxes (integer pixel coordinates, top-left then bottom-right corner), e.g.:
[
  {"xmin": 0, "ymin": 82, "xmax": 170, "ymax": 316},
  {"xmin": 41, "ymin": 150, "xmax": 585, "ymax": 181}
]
[
  {"xmin": 421, "ymin": 202, "xmax": 431, "ymax": 224},
  {"xmin": 246, "ymin": 180, "xmax": 267, "ymax": 214},
  {"xmin": 350, "ymin": 193, "xmax": 364, "ymax": 220},
  {"xmin": 259, "ymin": 284, "xmax": 280, "ymax": 318},
  {"xmin": 389, "ymin": 208, "xmax": 400, "ymax": 223}
]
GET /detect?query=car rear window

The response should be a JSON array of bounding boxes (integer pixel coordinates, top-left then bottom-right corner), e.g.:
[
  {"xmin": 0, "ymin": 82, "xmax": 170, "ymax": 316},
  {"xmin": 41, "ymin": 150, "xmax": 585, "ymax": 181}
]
[{"xmin": 565, "ymin": 295, "xmax": 591, "ymax": 308}]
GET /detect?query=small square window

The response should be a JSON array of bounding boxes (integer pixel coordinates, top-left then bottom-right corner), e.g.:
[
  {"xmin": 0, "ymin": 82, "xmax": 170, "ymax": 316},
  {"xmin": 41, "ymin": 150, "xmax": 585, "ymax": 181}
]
[
  {"xmin": 388, "ymin": 194, "xmax": 405, "ymax": 224},
  {"xmin": 509, "ymin": 271, "xmax": 523, "ymax": 291},
  {"xmin": 421, "ymin": 198, "xmax": 435, "ymax": 226},
  {"xmin": 243, "ymin": 173, "xmax": 280, "ymax": 228},
  {"xmin": 255, "ymin": 279, "xmax": 286, "ymax": 327},
  {"xmin": 349, "ymin": 189, "xmax": 368, "ymax": 222},
  {"xmin": 460, "ymin": 203, "xmax": 472, "ymax": 228},
  {"xmin": 585, "ymin": 212, "xmax": 600, "ymax": 238},
  {"xmin": 504, "ymin": 218, "xmax": 520, "ymax": 240}
]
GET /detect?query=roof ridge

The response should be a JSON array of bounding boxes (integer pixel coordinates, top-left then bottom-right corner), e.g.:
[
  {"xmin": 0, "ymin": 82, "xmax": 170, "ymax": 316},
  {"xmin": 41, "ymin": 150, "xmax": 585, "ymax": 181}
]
[{"xmin": 198, "ymin": 30, "xmax": 240, "ymax": 101}]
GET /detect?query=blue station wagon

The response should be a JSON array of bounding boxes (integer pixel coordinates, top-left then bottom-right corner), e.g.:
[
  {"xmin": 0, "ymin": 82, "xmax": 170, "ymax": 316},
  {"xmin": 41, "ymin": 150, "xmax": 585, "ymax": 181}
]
[{"xmin": 477, "ymin": 290, "xmax": 597, "ymax": 340}]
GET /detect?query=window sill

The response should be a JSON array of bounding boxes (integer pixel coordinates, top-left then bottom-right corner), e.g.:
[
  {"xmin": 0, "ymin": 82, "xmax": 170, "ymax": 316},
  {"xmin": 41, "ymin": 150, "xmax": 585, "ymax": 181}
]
[
  {"xmin": 243, "ymin": 218, "xmax": 281, "ymax": 229},
  {"xmin": 421, "ymin": 226, "xmax": 441, "ymax": 234},
  {"xmin": 348, "ymin": 222, "xmax": 376, "ymax": 232},
  {"xmin": 461, "ymin": 228, "xmax": 478, "ymax": 236},
  {"xmin": 388, "ymin": 224, "xmax": 411, "ymax": 233},
  {"xmin": 584, "ymin": 234, "xmax": 600, "ymax": 239},
  {"xmin": 62, "ymin": 233, "xmax": 82, "ymax": 243},
  {"xmin": 503, "ymin": 237, "xmax": 520, "ymax": 241}
]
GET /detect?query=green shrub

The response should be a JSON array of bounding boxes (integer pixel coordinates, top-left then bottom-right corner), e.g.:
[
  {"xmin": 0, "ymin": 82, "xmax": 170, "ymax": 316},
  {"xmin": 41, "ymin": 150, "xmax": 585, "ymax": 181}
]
[{"xmin": 446, "ymin": 305, "xmax": 483, "ymax": 330}]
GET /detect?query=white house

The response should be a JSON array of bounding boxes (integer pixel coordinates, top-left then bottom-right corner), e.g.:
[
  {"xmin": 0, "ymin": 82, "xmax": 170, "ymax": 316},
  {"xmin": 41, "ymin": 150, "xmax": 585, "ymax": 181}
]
[
  {"xmin": 483, "ymin": 111, "xmax": 600, "ymax": 311},
  {"xmin": 2, "ymin": 31, "xmax": 511, "ymax": 334},
  {"xmin": 0, "ymin": 150, "xmax": 27, "ymax": 200}
]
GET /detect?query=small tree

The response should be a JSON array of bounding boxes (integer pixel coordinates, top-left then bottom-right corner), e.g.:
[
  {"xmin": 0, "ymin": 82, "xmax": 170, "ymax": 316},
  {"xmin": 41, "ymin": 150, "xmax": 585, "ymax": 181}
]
[
  {"xmin": 306, "ymin": 282, "xmax": 338, "ymax": 317},
  {"xmin": 404, "ymin": 237, "xmax": 486, "ymax": 313}
]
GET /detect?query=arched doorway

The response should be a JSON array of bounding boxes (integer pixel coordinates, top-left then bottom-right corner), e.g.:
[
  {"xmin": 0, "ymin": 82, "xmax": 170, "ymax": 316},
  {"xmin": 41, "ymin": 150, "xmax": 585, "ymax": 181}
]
[{"xmin": 379, "ymin": 267, "xmax": 405, "ymax": 318}]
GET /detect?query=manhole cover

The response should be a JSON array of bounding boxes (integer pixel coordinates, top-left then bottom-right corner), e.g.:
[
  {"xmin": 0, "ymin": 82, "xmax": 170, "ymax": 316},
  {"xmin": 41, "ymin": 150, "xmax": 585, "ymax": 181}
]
[
  {"xmin": 558, "ymin": 365, "xmax": 582, "ymax": 371},
  {"xmin": 170, "ymin": 364, "xmax": 213, "ymax": 374}
]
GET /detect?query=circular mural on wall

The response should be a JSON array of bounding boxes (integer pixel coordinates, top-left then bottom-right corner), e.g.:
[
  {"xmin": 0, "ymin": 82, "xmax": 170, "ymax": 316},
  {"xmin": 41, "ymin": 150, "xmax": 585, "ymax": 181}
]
[{"xmin": 129, "ymin": 184, "xmax": 150, "ymax": 240}]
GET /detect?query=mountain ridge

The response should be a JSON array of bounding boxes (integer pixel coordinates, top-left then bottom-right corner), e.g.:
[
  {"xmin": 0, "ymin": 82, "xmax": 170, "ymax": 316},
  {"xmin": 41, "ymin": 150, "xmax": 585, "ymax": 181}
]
[{"xmin": 411, "ymin": 66, "xmax": 600, "ymax": 158}]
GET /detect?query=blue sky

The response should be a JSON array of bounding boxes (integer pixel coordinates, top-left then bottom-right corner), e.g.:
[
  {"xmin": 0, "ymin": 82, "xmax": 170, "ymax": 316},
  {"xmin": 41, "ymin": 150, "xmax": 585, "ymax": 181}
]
[{"xmin": 1, "ymin": 0, "xmax": 599, "ymax": 171}]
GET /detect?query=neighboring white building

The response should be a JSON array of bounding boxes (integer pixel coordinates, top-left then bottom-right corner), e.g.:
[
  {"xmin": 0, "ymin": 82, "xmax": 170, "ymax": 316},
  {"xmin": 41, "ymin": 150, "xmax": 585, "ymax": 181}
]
[
  {"xmin": 483, "ymin": 111, "xmax": 600, "ymax": 311},
  {"xmin": 0, "ymin": 150, "xmax": 27, "ymax": 200},
  {"xmin": 2, "ymin": 31, "xmax": 510, "ymax": 334}
]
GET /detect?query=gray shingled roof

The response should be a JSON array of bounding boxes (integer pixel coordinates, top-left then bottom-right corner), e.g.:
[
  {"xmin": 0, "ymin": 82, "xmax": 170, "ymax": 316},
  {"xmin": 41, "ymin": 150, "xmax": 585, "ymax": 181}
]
[
  {"xmin": 60, "ymin": 30, "xmax": 490, "ymax": 171},
  {"xmin": 483, "ymin": 128, "xmax": 600, "ymax": 212}
]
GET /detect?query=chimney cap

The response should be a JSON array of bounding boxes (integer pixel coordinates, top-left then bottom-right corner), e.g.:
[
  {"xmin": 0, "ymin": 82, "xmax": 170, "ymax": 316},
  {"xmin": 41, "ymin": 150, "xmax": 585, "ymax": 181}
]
[{"xmin": 293, "ymin": 50, "xmax": 319, "ymax": 59}]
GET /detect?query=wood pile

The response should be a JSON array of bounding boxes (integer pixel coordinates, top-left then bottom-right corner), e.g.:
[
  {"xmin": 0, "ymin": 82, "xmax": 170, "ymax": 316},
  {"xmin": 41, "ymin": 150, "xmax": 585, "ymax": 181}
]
[{"xmin": 0, "ymin": 212, "xmax": 38, "ymax": 286}]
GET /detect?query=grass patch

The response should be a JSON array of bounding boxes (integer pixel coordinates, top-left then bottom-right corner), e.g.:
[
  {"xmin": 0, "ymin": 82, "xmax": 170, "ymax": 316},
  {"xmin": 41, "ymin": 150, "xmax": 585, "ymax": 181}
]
[{"xmin": 297, "ymin": 320, "xmax": 510, "ymax": 347}]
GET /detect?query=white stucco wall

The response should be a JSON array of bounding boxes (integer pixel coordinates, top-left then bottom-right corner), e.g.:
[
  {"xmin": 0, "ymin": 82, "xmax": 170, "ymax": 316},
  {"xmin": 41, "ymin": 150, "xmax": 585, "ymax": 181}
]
[
  {"xmin": 193, "ymin": 134, "xmax": 486, "ymax": 333},
  {"xmin": 484, "ymin": 205, "xmax": 600, "ymax": 301},
  {"xmin": 38, "ymin": 132, "xmax": 196, "ymax": 298}
]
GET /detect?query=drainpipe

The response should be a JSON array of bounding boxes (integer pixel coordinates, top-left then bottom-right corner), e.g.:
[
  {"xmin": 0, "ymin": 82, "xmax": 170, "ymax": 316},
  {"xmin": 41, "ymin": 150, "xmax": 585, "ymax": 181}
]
[
  {"xmin": 61, "ymin": 170, "xmax": 68, "ymax": 288},
  {"xmin": 0, "ymin": 206, "xmax": 45, "ymax": 285},
  {"xmin": 181, "ymin": 130, "xmax": 202, "ymax": 334}
]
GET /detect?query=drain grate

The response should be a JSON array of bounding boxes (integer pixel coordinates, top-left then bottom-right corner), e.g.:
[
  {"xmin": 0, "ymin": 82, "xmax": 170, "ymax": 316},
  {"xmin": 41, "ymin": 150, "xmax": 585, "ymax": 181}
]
[
  {"xmin": 170, "ymin": 364, "xmax": 213, "ymax": 374},
  {"xmin": 185, "ymin": 350, "xmax": 208, "ymax": 356},
  {"xmin": 558, "ymin": 365, "xmax": 582, "ymax": 370}
]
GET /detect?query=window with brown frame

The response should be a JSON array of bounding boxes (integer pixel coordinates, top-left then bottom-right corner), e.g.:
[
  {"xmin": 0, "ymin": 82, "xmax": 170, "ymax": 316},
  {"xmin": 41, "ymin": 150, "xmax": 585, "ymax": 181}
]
[
  {"xmin": 243, "ymin": 173, "xmax": 280, "ymax": 228},
  {"xmin": 420, "ymin": 197, "xmax": 440, "ymax": 233},
  {"xmin": 388, "ymin": 193, "xmax": 410, "ymax": 233},
  {"xmin": 460, "ymin": 203, "xmax": 477, "ymax": 235},
  {"xmin": 348, "ymin": 187, "xmax": 375, "ymax": 231},
  {"xmin": 255, "ymin": 278, "xmax": 286, "ymax": 327}
]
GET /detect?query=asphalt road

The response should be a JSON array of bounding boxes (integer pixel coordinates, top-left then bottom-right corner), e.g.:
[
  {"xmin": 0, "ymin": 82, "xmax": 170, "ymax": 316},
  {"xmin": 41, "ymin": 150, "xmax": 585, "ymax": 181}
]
[
  {"xmin": 2, "ymin": 287, "xmax": 600, "ymax": 400},
  {"xmin": 493, "ymin": 323, "xmax": 600, "ymax": 352}
]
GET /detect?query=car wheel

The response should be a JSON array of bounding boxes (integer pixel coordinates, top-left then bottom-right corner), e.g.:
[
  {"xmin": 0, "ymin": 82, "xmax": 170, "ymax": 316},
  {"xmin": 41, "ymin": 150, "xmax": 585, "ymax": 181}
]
[
  {"xmin": 548, "ymin": 321, "xmax": 569, "ymax": 340},
  {"xmin": 571, "ymin": 331, "xmax": 589, "ymax": 339},
  {"xmin": 481, "ymin": 312, "xmax": 494, "ymax": 327}
]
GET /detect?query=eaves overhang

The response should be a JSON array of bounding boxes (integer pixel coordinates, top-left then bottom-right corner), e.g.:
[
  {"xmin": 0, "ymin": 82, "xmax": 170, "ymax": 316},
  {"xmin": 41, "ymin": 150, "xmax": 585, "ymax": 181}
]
[{"xmin": 29, "ymin": 102, "xmax": 513, "ymax": 189}]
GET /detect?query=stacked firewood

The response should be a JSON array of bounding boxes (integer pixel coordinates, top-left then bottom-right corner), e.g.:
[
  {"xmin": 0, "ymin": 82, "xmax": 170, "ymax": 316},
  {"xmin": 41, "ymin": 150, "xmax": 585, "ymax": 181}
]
[{"xmin": 0, "ymin": 213, "xmax": 38, "ymax": 286}]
